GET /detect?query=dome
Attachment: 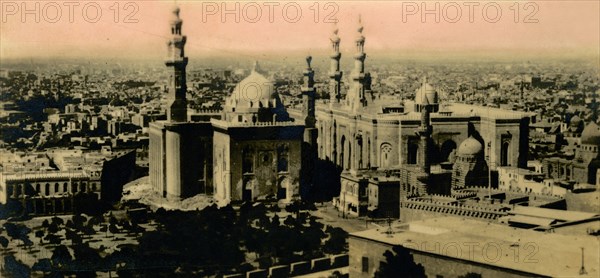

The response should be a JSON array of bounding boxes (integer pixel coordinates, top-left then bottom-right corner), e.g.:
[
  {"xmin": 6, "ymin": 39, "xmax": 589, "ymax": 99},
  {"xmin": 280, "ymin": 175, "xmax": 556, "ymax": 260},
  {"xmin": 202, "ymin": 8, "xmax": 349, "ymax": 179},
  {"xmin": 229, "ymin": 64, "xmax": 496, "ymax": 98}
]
[
  {"xmin": 228, "ymin": 68, "xmax": 276, "ymax": 109},
  {"xmin": 415, "ymin": 79, "xmax": 438, "ymax": 105},
  {"xmin": 457, "ymin": 137, "xmax": 483, "ymax": 156},
  {"xmin": 570, "ymin": 115, "xmax": 582, "ymax": 128},
  {"xmin": 581, "ymin": 122, "xmax": 600, "ymax": 145}
]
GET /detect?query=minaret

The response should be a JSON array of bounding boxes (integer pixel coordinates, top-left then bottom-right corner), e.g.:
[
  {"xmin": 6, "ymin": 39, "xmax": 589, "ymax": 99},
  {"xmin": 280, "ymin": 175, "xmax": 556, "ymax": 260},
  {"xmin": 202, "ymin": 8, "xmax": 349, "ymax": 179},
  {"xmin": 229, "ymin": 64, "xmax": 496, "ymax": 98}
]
[
  {"xmin": 418, "ymin": 79, "xmax": 431, "ymax": 175},
  {"xmin": 301, "ymin": 56, "xmax": 318, "ymax": 200},
  {"xmin": 328, "ymin": 23, "xmax": 342, "ymax": 106},
  {"xmin": 165, "ymin": 6, "xmax": 188, "ymax": 122},
  {"xmin": 302, "ymin": 56, "xmax": 316, "ymax": 128},
  {"xmin": 347, "ymin": 15, "xmax": 372, "ymax": 112}
]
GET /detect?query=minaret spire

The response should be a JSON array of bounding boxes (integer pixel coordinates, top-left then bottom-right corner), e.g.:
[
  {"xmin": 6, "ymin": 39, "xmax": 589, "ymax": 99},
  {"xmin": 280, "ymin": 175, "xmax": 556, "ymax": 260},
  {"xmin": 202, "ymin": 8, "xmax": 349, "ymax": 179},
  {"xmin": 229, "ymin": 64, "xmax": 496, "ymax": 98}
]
[
  {"xmin": 346, "ymin": 15, "xmax": 372, "ymax": 112},
  {"xmin": 328, "ymin": 22, "xmax": 342, "ymax": 106},
  {"xmin": 165, "ymin": 5, "xmax": 188, "ymax": 122}
]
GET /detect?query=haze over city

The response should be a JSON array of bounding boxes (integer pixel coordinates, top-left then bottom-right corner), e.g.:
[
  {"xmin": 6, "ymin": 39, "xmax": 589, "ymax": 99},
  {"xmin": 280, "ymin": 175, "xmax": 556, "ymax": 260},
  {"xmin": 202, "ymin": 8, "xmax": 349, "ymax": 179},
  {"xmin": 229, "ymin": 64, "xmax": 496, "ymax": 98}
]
[{"xmin": 1, "ymin": 1, "xmax": 599, "ymax": 61}]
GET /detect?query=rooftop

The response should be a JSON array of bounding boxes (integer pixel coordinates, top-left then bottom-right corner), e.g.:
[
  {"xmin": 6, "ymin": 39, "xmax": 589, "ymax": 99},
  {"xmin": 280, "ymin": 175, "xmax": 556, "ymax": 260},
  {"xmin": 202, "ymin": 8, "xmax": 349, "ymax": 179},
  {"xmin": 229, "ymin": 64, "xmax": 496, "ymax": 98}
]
[{"xmin": 351, "ymin": 216, "xmax": 599, "ymax": 277}]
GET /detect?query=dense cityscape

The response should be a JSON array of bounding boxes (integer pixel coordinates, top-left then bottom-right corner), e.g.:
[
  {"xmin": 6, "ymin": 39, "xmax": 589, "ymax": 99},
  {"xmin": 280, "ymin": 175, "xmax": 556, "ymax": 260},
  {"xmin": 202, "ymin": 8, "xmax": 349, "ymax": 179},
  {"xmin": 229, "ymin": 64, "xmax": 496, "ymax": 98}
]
[{"xmin": 1, "ymin": 2, "xmax": 599, "ymax": 278}]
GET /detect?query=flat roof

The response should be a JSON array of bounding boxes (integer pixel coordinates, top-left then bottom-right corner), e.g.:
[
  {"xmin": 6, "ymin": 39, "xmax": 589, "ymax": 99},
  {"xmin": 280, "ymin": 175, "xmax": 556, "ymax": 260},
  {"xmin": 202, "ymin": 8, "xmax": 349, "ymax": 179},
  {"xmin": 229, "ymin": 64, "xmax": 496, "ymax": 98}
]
[
  {"xmin": 350, "ymin": 216, "xmax": 599, "ymax": 277},
  {"xmin": 511, "ymin": 206, "xmax": 599, "ymax": 222}
]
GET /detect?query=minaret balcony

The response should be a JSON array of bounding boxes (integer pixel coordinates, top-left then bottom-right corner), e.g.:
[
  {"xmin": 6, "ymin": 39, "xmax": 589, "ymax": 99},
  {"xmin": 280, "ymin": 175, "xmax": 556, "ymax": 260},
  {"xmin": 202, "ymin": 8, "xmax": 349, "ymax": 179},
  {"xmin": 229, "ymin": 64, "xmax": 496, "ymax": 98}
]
[{"xmin": 354, "ymin": 53, "xmax": 366, "ymax": 60}]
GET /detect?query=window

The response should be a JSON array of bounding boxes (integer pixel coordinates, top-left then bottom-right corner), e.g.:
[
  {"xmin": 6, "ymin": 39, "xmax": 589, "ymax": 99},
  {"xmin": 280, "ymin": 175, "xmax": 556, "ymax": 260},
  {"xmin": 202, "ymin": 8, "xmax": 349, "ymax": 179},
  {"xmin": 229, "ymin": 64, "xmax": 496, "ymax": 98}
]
[{"xmin": 362, "ymin": 257, "xmax": 369, "ymax": 273}]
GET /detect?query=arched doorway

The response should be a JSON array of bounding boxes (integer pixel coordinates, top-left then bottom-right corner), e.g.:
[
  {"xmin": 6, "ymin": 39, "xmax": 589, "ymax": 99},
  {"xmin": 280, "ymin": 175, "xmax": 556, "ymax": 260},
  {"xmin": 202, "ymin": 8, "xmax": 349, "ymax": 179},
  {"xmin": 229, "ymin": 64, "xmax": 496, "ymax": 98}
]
[{"xmin": 277, "ymin": 177, "xmax": 291, "ymax": 200}]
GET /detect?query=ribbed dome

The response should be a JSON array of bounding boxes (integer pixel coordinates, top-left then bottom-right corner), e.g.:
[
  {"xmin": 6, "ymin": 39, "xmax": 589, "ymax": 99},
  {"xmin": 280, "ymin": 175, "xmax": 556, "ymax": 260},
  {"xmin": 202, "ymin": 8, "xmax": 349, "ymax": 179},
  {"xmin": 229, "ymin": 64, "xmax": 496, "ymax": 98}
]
[
  {"xmin": 415, "ymin": 80, "xmax": 438, "ymax": 105},
  {"xmin": 457, "ymin": 137, "xmax": 483, "ymax": 156},
  {"xmin": 581, "ymin": 122, "xmax": 600, "ymax": 145},
  {"xmin": 228, "ymin": 70, "xmax": 276, "ymax": 109}
]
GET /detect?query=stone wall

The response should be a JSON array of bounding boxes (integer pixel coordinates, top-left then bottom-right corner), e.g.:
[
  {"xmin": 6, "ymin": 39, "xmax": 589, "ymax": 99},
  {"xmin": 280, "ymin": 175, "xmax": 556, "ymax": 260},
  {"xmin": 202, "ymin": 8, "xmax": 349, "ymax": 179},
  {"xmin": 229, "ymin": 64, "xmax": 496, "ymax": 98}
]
[{"xmin": 349, "ymin": 236, "xmax": 540, "ymax": 278}]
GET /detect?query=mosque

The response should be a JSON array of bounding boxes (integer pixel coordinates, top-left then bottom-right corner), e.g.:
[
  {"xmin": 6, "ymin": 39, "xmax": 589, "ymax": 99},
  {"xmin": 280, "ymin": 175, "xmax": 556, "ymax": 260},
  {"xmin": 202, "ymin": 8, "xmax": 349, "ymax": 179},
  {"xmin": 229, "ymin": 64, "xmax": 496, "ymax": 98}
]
[
  {"xmin": 149, "ymin": 7, "xmax": 312, "ymax": 204},
  {"xmin": 149, "ymin": 7, "xmax": 536, "ymax": 212}
]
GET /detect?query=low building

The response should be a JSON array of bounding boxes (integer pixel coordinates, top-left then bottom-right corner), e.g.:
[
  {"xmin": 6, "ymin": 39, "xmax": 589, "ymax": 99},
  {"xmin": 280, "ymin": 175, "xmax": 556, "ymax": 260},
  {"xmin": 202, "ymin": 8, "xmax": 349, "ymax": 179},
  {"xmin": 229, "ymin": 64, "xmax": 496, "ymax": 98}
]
[
  {"xmin": 349, "ymin": 216, "xmax": 599, "ymax": 277},
  {"xmin": 498, "ymin": 166, "xmax": 567, "ymax": 197}
]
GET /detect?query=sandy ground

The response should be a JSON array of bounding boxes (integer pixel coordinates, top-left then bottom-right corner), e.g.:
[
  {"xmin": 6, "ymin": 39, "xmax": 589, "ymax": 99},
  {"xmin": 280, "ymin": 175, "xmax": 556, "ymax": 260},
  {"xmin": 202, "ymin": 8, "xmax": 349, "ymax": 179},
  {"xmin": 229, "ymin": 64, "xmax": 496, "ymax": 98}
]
[{"xmin": 122, "ymin": 176, "xmax": 220, "ymax": 211}]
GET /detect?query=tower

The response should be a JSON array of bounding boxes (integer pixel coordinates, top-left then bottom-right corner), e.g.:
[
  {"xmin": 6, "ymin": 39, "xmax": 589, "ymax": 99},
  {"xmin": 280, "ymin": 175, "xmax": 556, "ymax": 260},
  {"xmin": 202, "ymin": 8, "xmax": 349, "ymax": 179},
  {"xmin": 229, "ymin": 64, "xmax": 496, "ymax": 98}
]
[
  {"xmin": 346, "ymin": 15, "xmax": 372, "ymax": 112},
  {"xmin": 329, "ymin": 23, "xmax": 342, "ymax": 106},
  {"xmin": 165, "ymin": 6, "xmax": 188, "ymax": 122},
  {"xmin": 301, "ymin": 56, "xmax": 318, "ymax": 197},
  {"xmin": 302, "ymin": 56, "xmax": 316, "ymax": 129},
  {"xmin": 418, "ymin": 98, "xmax": 431, "ymax": 175}
]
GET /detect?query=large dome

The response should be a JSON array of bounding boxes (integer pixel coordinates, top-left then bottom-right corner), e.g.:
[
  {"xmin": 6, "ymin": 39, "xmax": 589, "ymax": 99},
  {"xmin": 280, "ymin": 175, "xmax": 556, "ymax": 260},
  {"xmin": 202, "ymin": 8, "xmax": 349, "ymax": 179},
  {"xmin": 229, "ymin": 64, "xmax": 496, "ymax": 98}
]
[
  {"xmin": 415, "ymin": 80, "xmax": 438, "ymax": 105},
  {"xmin": 581, "ymin": 122, "xmax": 600, "ymax": 145},
  {"xmin": 457, "ymin": 137, "xmax": 483, "ymax": 156},
  {"xmin": 227, "ymin": 69, "xmax": 276, "ymax": 109}
]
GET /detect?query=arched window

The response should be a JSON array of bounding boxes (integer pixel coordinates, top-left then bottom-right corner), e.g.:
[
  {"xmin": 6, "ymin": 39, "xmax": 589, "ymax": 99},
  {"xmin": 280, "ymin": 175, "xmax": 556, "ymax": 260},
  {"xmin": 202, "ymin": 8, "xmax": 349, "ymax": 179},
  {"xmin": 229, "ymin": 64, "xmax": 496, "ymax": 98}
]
[
  {"xmin": 242, "ymin": 147, "xmax": 254, "ymax": 174},
  {"xmin": 380, "ymin": 143, "xmax": 392, "ymax": 168},
  {"xmin": 340, "ymin": 135, "xmax": 346, "ymax": 169},
  {"xmin": 277, "ymin": 146, "xmax": 288, "ymax": 172},
  {"xmin": 407, "ymin": 142, "xmax": 418, "ymax": 165},
  {"xmin": 501, "ymin": 142, "xmax": 510, "ymax": 166}
]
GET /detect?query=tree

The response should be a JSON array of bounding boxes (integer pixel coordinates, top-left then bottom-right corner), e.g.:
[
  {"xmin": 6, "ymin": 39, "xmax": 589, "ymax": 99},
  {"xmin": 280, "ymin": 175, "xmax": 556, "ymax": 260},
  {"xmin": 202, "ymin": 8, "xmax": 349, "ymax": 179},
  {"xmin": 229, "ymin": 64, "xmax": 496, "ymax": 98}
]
[
  {"xmin": 0, "ymin": 235, "xmax": 9, "ymax": 251},
  {"xmin": 323, "ymin": 226, "xmax": 347, "ymax": 255},
  {"xmin": 374, "ymin": 246, "xmax": 425, "ymax": 278},
  {"xmin": 51, "ymin": 245, "xmax": 73, "ymax": 269},
  {"xmin": 2, "ymin": 255, "xmax": 31, "ymax": 278},
  {"xmin": 35, "ymin": 229, "xmax": 45, "ymax": 244}
]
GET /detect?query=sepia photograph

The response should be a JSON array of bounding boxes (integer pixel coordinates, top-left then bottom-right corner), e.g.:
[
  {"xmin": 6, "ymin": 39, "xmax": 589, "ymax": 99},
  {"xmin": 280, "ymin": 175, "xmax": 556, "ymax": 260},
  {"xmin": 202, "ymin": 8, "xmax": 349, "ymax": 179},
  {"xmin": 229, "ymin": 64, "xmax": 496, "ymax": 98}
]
[{"xmin": 0, "ymin": 1, "xmax": 599, "ymax": 277}]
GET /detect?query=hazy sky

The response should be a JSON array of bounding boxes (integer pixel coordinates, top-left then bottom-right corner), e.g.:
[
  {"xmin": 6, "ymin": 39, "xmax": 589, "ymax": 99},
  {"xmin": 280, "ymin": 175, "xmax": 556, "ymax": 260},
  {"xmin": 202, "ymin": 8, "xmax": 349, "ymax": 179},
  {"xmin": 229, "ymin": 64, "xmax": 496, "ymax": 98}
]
[{"xmin": 1, "ymin": 1, "xmax": 599, "ymax": 60}]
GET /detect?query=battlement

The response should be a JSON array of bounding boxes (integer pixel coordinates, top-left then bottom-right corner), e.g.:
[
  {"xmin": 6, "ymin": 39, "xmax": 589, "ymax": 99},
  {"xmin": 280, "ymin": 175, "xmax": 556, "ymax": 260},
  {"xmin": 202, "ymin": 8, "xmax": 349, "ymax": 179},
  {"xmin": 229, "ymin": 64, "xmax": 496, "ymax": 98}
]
[
  {"xmin": 1, "ymin": 171, "xmax": 89, "ymax": 182},
  {"xmin": 211, "ymin": 119, "xmax": 302, "ymax": 128},
  {"xmin": 401, "ymin": 198, "xmax": 507, "ymax": 220}
]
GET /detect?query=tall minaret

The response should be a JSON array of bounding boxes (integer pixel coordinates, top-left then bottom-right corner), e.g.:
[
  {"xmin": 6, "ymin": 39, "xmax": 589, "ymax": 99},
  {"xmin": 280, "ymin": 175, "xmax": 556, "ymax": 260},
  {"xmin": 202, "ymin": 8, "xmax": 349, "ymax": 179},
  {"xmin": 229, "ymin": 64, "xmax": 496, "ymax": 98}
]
[
  {"xmin": 328, "ymin": 23, "xmax": 342, "ymax": 106},
  {"xmin": 302, "ymin": 56, "xmax": 316, "ymax": 128},
  {"xmin": 165, "ymin": 6, "xmax": 188, "ymax": 122},
  {"xmin": 418, "ymin": 78, "xmax": 432, "ymax": 175},
  {"xmin": 301, "ymin": 56, "xmax": 318, "ymax": 199},
  {"xmin": 347, "ymin": 15, "xmax": 372, "ymax": 112}
]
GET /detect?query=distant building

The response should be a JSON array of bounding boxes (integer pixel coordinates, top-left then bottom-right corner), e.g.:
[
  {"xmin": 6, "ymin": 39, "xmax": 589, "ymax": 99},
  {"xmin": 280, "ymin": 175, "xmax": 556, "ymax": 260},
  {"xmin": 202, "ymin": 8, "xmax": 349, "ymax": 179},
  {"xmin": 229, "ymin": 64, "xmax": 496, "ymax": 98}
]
[
  {"xmin": 0, "ymin": 148, "xmax": 135, "ymax": 216},
  {"xmin": 543, "ymin": 122, "xmax": 600, "ymax": 188},
  {"xmin": 288, "ymin": 19, "xmax": 534, "ymax": 218}
]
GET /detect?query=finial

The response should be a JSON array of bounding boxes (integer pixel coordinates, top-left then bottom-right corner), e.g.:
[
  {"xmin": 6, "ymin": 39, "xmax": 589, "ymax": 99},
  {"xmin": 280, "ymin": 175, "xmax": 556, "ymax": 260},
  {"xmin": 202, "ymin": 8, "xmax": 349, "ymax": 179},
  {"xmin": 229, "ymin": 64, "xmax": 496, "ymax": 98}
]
[
  {"xmin": 357, "ymin": 14, "xmax": 364, "ymax": 33},
  {"xmin": 252, "ymin": 61, "xmax": 260, "ymax": 72},
  {"xmin": 172, "ymin": 5, "xmax": 180, "ymax": 17},
  {"xmin": 306, "ymin": 56, "xmax": 312, "ymax": 69},
  {"xmin": 423, "ymin": 75, "xmax": 428, "ymax": 84}
]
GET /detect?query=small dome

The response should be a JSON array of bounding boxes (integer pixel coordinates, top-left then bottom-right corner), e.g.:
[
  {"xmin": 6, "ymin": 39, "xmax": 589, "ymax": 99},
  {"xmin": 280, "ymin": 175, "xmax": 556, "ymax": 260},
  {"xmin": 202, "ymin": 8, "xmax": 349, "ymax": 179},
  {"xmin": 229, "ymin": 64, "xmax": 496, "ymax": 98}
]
[
  {"xmin": 581, "ymin": 122, "xmax": 600, "ymax": 145},
  {"xmin": 570, "ymin": 115, "xmax": 582, "ymax": 127},
  {"xmin": 457, "ymin": 137, "xmax": 483, "ymax": 156},
  {"xmin": 415, "ymin": 78, "xmax": 438, "ymax": 105}
]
